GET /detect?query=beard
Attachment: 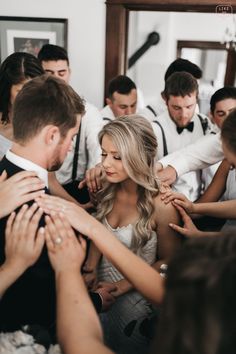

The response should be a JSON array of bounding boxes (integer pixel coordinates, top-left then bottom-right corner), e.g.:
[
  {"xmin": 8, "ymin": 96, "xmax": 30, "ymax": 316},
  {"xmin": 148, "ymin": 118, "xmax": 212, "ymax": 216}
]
[
  {"xmin": 48, "ymin": 144, "xmax": 64, "ymax": 172},
  {"xmin": 49, "ymin": 160, "xmax": 63, "ymax": 172}
]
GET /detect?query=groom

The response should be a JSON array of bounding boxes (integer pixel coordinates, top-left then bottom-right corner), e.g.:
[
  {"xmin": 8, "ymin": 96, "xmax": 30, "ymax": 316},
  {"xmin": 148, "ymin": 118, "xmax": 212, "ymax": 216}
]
[{"xmin": 0, "ymin": 75, "xmax": 113, "ymax": 341}]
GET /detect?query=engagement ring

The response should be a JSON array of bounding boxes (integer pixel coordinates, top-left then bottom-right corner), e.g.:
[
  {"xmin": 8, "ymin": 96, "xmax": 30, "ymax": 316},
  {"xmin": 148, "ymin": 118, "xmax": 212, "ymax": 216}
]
[{"xmin": 55, "ymin": 236, "xmax": 63, "ymax": 245}]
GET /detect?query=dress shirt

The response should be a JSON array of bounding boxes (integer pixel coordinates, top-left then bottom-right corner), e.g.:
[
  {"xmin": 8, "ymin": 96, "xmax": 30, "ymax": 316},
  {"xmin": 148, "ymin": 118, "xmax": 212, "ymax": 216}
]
[
  {"xmin": 56, "ymin": 101, "xmax": 103, "ymax": 184},
  {"xmin": 139, "ymin": 100, "xmax": 166, "ymax": 122},
  {"xmin": 159, "ymin": 132, "xmax": 223, "ymax": 177},
  {"xmin": 100, "ymin": 105, "xmax": 115, "ymax": 122},
  {"xmin": 6, "ymin": 149, "xmax": 48, "ymax": 188},
  {"xmin": 140, "ymin": 101, "xmax": 200, "ymax": 122},
  {"xmin": 152, "ymin": 110, "xmax": 211, "ymax": 201}
]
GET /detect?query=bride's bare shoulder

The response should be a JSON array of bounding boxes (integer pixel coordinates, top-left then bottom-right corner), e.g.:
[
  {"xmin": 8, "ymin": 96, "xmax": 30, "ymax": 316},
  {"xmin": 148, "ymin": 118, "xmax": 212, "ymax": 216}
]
[{"xmin": 153, "ymin": 188, "xmax": 179, "ymax": 218}]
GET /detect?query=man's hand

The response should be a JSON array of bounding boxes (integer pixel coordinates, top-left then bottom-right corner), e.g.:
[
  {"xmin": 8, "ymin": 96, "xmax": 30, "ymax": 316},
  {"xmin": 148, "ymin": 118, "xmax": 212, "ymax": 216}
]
[
  {"xmin": 157, "ymin": 165, "xmax": 177, "ymax": 185},
  {"xmin": 78, "ymin": 163, "xmax": 103, "ymax": 193},
  {"xmin": 155, "ymin": 162, "xmax": 163, "ymax": 172}
]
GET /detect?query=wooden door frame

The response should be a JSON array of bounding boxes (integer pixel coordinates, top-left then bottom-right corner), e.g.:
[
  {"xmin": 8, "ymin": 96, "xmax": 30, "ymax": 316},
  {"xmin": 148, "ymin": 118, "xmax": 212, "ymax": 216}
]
[{"xmin": 104, "ymin": 0, "xmax": 236, "ymax": 100}]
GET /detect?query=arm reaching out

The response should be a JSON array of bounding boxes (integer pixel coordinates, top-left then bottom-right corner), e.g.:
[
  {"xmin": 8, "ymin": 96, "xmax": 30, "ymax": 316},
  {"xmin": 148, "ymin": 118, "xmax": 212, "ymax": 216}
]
[
  {"xmin": 159, "ymin": 133, "xmax": 223, "ymax": 177},
  {"xmin": 198, "ymin": 159, "xmax": 230, "ymax": 203},
  {"xmin": 169, "ymin": 204, "xmax": 222, "ymax": 238},
  {"xmin": 36, "ymin": 195, "xmax": 164, "ymax": 305},
  {"xmin": 45, "ymin": 213, "xmax": 113, "ymax": 354},
  {"xmin": 157, "ymin": 165, "xmax": 177, "ymax": 185}
]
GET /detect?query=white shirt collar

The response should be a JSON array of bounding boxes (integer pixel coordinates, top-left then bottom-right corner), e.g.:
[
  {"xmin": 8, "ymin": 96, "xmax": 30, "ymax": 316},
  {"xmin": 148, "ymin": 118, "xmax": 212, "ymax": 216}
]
[{"xmin": 6, "ymin": 150, "xmax": 49, "ymax": 188}]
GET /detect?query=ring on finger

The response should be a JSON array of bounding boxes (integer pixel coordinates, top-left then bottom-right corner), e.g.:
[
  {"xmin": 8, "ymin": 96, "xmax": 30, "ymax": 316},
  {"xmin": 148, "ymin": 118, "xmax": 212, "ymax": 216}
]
[
  {"xmin": 61, "ymin": 205, "xmax": 66, "ymax": 212},
  {"xmin": 54, "ymin": 236, "xmax": 63, "ymax": 245}
]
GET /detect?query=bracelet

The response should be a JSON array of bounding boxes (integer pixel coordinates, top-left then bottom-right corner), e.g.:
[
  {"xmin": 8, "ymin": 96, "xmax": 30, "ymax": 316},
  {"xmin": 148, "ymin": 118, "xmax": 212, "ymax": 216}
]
[{"xmin": 159, "ymin": 263, "xmax": 168, "ymax": 278}]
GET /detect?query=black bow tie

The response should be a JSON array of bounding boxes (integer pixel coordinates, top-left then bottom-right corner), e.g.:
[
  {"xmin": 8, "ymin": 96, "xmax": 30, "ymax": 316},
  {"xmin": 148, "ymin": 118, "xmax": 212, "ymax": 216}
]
[{"xmin": 176, "ymin": 121, "xmax": 194, "ymax": 134}]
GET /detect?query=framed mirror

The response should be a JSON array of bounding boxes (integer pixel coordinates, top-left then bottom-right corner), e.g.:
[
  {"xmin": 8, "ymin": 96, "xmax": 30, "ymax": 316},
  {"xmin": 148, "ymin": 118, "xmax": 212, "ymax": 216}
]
[{"xmin": 104, "ymin": 0, "xmax": 236, "ymax": 106}]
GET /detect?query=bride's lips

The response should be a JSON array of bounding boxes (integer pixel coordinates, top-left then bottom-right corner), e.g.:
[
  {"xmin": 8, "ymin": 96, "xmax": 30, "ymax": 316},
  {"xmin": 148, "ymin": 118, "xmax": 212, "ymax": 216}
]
[{"xmin": 105, "ymin": 171, "xmax": 115, "ymax": 176}]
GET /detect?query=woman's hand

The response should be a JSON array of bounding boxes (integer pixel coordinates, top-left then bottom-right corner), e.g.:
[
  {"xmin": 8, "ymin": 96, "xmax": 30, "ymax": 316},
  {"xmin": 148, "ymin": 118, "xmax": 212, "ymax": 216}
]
[
  {"xmin": 0, "ymin": 170, "xmax": 45, "ymax": 218},
  {"xmin": 169, "ymin": 203, "xmax": 205, "ymax": 238},
  {"xmin": 45, "ymin": 212, "xmax": 87, "ymax": 274},
  {"xmin": 4, "ymin": 203, "xmax": 45, "ymax": 274},
  {"xmin": 36, "ymin": 194, "xmax": 97, "ymax": 236},
  {"xmin": 161, "ymin": 190, "xmax": 195, "ymax": 213}
]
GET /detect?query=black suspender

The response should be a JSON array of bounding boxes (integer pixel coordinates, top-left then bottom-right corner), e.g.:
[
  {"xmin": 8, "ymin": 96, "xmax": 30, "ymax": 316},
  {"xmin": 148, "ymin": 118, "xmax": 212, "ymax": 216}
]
[
  {"xmin": 197, "ymin": 114, "xmax": 209, "ymax": 135},
  {"xmin": 71, "ymin": 124, "xmax": 82, "ymax": 182},
  {"xmin": 153, "ymin": 120, "xmax": 168, "ymax": 156},
  {"xmin": 153, "ymin": 114, "xmax": 209, "ymax": 158},
  {"xmin": 103, "ymin": 117, "xmax": 112, "ymax": 122},
  {"xmin": 146, "ymin": 105, "xmax": 157, "ymax": 117}
]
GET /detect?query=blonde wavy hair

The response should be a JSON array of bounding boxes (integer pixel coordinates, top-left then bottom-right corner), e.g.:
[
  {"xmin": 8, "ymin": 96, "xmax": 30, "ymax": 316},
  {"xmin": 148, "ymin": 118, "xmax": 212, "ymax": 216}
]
[{"xmin": 96, "ymin": 115, "xmax": 160, "ymax": 251}]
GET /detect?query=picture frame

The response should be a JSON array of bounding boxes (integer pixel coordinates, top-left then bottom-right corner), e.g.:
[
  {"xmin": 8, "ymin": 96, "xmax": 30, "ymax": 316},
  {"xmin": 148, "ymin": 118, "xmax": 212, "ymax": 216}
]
[{"xmin": 0, "ymin": 16, "xmax": 68, "ymax": 62}]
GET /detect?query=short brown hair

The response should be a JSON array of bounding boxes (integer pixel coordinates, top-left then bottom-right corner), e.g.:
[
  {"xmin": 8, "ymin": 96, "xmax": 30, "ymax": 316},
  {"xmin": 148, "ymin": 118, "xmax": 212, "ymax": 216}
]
[
  {"xmin": 164, "ymin": 71, "xmax": 198, "ymax": 101},
  {"xmin": 13, "ymin": 74, "xmax": 85, "ymax": 143}
]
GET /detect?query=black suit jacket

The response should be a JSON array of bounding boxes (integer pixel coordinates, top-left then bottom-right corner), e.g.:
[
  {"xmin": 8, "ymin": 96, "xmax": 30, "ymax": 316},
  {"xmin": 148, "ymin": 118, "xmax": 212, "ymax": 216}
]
[
  {"xmin": 0, "ymin": 157, "xmax": 102, "ymax": 332},
  {"xmin": 0, "ymin": 157, "xmax": 56, "ymax": 331}
]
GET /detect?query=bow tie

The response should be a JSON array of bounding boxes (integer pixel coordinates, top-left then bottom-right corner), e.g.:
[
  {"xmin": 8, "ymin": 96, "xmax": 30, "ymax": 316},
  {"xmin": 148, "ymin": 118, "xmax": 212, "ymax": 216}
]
[{"xmin": 176, "ymin": 121, "xmax": 194, "ymax": 134}]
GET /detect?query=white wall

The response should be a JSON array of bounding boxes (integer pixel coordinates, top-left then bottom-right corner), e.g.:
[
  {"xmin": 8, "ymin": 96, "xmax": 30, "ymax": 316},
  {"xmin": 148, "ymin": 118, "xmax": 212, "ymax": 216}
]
[
  {"xmin": 1, "ymin": 0, "xmax": 106, "ymax": 108},
  {"xmin": 127, "ymin": 11, "xmax": 234, "ymax": 107}
]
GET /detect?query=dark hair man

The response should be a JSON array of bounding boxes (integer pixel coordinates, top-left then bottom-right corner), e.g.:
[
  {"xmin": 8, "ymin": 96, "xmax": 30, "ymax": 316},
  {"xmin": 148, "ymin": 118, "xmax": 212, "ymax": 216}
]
[
  {"xmin": 101, "ymin": 75, "xmax": 137, "ymax": 121},
  {"xmin": 210, "ymin": 86, "xmax": 236, "ymax": 129},
  {"xmin": 38, "ymin": 44, "xmax": 103, "ymax": 203},
  {"xmin": 141, "ymin": 58, "xmax": 202, "ymax": 121},
  {"xmin": 157, "ymin": 86, "xmax": 236, "ymax": 187},
  {"xmin": 0, "ymin": 75, "xmax": 113, "ymax": 344},
  {"xmin": 164, "ymin": 58, "xmax": 202, "ymax": 82},
  {"xmin": 38, "ymin": 44, "xmax": 70, "ymax": 83},
  {"xmin": 152, "ymin": 71, "xmax": 211, "ymax": 201}
]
